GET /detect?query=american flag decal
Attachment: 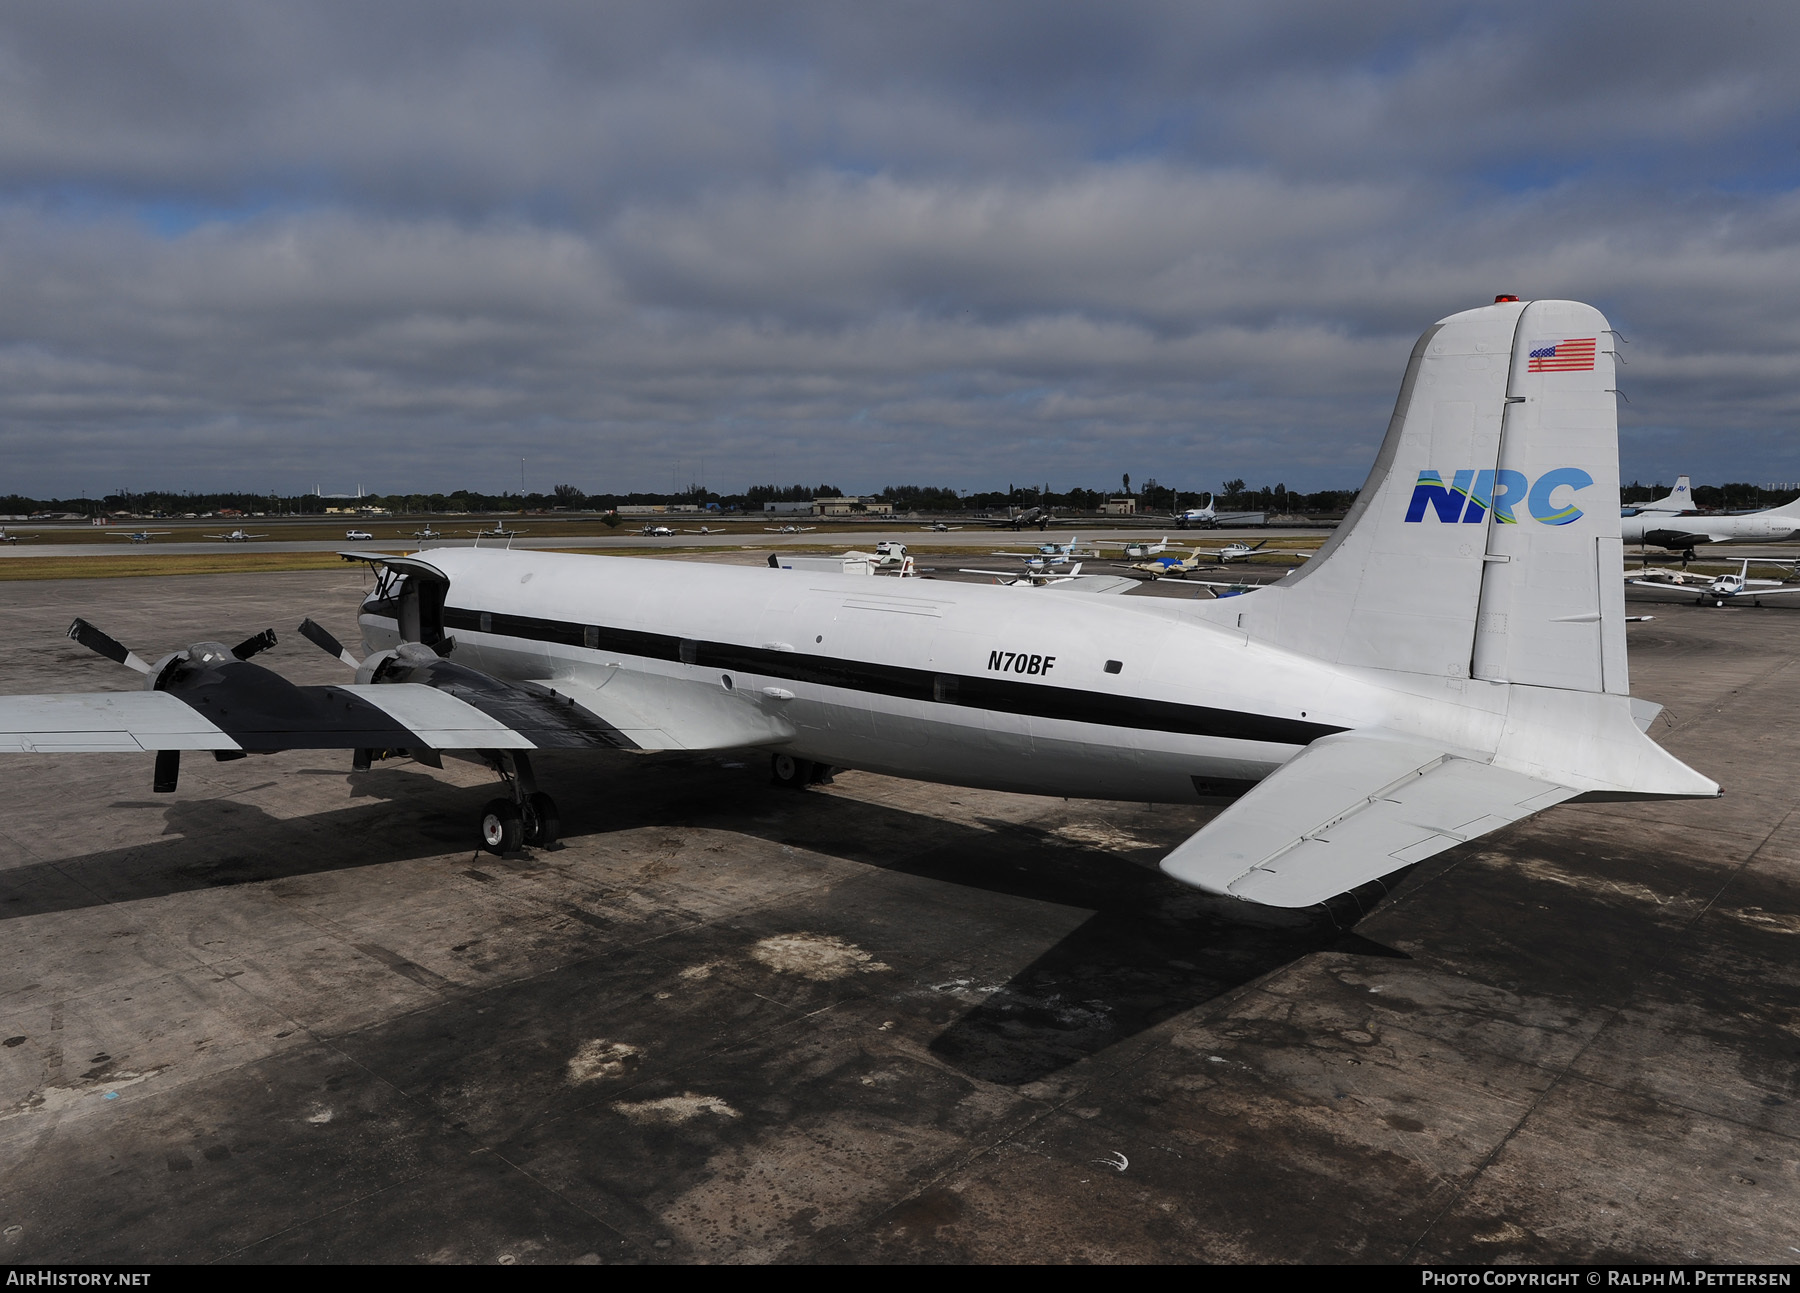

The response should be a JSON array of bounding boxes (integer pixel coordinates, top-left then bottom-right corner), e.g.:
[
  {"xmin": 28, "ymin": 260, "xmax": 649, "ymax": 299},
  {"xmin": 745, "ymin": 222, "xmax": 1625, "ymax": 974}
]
[{"xmin": 1527, "ymin": 337, "xmax": 1597, "ymax": 372}]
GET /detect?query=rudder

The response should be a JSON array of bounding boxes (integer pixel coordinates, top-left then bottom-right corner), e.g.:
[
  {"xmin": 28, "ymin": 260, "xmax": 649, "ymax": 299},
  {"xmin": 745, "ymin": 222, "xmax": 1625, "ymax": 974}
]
[{"xmin": 1217, "ymin": 299, "xmax": 1622, "ymax": 693}]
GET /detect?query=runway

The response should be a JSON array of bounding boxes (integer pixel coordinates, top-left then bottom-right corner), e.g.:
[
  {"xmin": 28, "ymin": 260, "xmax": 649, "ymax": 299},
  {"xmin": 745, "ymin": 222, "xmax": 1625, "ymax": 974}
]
[{"xmin": 0, "ymin": 563, "xmax": 1795, "ymax": 1262}]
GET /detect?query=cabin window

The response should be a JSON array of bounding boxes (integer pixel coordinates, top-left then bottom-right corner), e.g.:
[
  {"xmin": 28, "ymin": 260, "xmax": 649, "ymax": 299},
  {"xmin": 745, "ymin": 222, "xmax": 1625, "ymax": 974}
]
[
  {"xmin": 1105, "ymin": 660, "xmax": 1123, "ymax": 674},
  {"xmin": 583, "ymin": 625, "xmax": 599, "ymax": 650},
  {"xmin": 679, "ymin": 639, "xmax": 698, "ymax": 665}
]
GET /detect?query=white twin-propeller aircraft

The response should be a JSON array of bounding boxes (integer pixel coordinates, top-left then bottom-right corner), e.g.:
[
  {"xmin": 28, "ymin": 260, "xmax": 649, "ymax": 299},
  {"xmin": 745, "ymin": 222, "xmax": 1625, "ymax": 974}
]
[{"xmin": 0, "ymin": 299, "xmax": 1718, "ymax": 909}]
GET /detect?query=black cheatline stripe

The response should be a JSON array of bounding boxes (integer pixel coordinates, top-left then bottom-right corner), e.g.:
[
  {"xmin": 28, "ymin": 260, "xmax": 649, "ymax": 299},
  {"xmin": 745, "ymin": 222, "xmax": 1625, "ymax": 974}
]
[{"xmin": 444, "ymin": 606, "xmax": 1343, "ymax": 747}]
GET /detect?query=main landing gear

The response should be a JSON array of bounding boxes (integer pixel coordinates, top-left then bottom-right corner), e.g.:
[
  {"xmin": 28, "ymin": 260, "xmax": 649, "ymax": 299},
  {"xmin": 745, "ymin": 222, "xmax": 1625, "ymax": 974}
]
[
  {"xmin": 770, "ymin": 753, "xmax": 835, "ymax": 789},
  {"xmin": 478, "ymin": 750, "xmax": 559, "ymax": 854}
]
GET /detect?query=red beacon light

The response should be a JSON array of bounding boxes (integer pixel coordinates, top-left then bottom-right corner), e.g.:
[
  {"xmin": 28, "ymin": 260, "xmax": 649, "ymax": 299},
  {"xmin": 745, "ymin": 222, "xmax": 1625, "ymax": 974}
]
[{"xmin": 1494, "ymin": 294, "xmax": 1520, "ymax": 303}]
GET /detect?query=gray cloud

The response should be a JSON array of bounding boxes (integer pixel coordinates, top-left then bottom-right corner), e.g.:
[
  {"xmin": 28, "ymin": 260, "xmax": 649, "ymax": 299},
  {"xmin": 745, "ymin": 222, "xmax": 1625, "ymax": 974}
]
[{"xmin": 0, "ymin": 1, "xmax": 1797, "ymax": 497}]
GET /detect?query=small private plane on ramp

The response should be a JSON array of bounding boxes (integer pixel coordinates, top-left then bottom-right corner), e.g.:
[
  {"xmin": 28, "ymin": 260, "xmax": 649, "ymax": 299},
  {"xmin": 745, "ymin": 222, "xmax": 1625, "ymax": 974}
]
[
  {"xmin": 1628, "ymin": 558, "xmax": 1800, "ymax": 607},
  {"xmin": 0, "ymin": 298, "xmax": 1717, "ymax": 910}
]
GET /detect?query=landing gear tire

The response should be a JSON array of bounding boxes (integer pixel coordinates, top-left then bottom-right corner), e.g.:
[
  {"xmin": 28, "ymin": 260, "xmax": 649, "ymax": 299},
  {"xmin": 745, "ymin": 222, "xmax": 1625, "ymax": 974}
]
[
  {"xmin": 771, "ymin": 753, "xmax": 813, "ymax": 789},
  {"xmin": 524, "ymin": 791, "xmax": 560, "ymax": 849},
  {"xmin": 480, "ymin": 798, "xmax": 524, "ymax": 854},
  {"xmin": 1713, "ymin": 597, "xmax": 1726, "ymax": 607}
]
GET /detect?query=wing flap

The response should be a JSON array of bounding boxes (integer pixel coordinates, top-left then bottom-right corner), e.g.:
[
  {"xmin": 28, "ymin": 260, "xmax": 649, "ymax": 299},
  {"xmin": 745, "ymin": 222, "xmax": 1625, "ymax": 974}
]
[
  {"xmin": 335, "ymin": 684, "xmax": 536, "ymax": 749},
  {"xmin": 0, "ymin": 692, "xmax": 237, "ymax": 753},
  {"xmin": 1160, "ymin": 731, "xmax": 1576, "ymax": 907},
  {"xmin": 534, "ymin": 673, "xmax": 798, "ymax": 752}
]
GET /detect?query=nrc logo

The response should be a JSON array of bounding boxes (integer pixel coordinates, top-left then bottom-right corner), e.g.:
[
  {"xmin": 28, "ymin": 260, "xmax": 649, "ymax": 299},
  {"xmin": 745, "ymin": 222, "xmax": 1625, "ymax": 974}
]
[{"xmin": 1404, "ymin": 468, "xmax": 1594, "ymax": 526}]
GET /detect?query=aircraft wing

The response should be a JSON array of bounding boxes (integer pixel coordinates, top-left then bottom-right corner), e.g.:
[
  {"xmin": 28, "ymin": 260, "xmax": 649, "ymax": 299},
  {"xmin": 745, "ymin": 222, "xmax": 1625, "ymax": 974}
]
[
  {"xmin": 0, "ymin": 680, "xmax": 630, "ymax": 755},
  {"xmin": 1159, "ymin": 731, "xmax": 1576, "ymax": 907},
  {"xmin": 1041, "ymin": 574, "xmax": 1143, "ymax": 595},
  {"xmin": 1640, "ymin": 528, "xmax": 1716, "ymax": 548}
]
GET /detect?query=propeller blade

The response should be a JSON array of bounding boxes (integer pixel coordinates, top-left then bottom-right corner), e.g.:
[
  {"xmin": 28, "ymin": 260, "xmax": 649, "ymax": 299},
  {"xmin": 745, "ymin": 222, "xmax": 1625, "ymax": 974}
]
[
  {"xmin": 231, "ymin": 628, "xmax": 278, "ymax": 661},
  {"xmin": 67, "ymin": 617, "xmax": 151, "ymax": 673},
  {"xmin": 298, "ymin": 618, "xmax": 360, "ymax": 669}
]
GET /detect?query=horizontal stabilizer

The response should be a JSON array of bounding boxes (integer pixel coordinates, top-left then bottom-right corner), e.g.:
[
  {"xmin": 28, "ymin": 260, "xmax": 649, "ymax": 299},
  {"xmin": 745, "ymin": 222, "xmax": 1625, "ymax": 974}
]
[{"xmin": 1159, "ymin": 731, "xmax": 1575, "ymax": 907}]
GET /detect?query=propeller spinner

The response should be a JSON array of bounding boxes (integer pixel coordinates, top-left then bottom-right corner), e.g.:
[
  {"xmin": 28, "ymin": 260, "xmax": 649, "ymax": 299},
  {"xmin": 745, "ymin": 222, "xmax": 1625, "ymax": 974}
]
[{"xmin": 66, "ymin": 618, "xmax": 280, "ymax": 793}]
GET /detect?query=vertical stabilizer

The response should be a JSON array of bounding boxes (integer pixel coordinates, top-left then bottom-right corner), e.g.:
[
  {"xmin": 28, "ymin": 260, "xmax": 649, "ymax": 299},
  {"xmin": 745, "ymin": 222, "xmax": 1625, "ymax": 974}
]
[
  {"xmin": 1221, "ymin": 300, "xmax": 1623, "ymax": 693},
  {"xmin": 1638, "ymin": 475, "xmax": 1694, "ymax": 513}
]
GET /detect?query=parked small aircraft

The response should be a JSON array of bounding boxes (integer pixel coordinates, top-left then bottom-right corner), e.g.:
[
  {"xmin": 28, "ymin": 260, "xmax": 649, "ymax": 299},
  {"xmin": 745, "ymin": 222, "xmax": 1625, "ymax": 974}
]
[
  {"xmin": 1094, "ymin": 536, "xmax": 1168, "ymax": 560},
  {"xmin": 1627, "ymin": 558, "xmax": 1800, "ymax": 607},
  {"xmin": 1120, "ymin": 547, "xmax": 1212, "ymax": 579},
  {"xmin": 205, "ymin": 529, "xmax": 268, "ymax": 543},
  {"xmin": 764, "ymin": 525, "xmax": 817, "ymax": 534},
  {"xmin": 958, "ymin": 562, "xmax": 1088, "ymax": 586},
  {"xmin": 919, "ymin": 522, "xmax": 964, "ymax": 532},
  {"xmin": 409, "ymin": 525, "xmax": 447, "ymax": 542},
  {"xmin": 1195, "ymin": 540, "xmax": 1274, "ymax": 564},
  {"xmin": 109, "ymin": 530, "xmax": 172, "ymax": 544},
  {"xmin": 466, "ymin": 523, "xmax": 527, "ymax": 539},
  {"xmin": 992, "ymin": 536, "xmax": 1095, "ymax": 564}
]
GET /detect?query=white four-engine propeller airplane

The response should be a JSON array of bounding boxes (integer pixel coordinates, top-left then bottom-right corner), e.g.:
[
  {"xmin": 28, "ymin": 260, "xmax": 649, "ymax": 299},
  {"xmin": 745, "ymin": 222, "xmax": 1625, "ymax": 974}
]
[
  {"xmin": 0, "ymin": 299, "xmax": 1719, "ymax": 910},
  {"xmin": 1621, "ymin": 490, "xmax": 1800, "ymax": 560}
]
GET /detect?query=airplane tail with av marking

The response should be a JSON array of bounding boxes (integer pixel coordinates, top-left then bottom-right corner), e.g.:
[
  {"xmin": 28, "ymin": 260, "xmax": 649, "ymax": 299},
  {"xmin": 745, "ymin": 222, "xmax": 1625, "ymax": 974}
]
[{"xmin": 1637, "ymin": 475, "xmax": 1694, "ymax": 514}]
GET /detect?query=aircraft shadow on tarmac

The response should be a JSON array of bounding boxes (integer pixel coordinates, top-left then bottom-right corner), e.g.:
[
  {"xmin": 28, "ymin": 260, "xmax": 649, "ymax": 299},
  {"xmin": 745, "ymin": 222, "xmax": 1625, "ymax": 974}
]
[{"xmin": 0, "ymin": 752, "xmax": 1410, "ymax": 1088}]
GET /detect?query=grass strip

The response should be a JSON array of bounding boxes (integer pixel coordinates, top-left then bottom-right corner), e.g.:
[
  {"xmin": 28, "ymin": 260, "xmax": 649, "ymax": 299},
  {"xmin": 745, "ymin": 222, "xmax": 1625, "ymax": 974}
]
[{"xmin": 0, "ymin": 552, "xmax": 355, "ymax": 580}]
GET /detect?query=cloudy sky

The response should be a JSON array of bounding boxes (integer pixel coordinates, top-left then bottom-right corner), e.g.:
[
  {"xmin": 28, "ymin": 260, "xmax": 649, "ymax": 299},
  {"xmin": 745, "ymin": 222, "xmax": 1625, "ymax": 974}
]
[{"xmin": 2, "ymin": 1, "xmax": 1798, "ymax": 499}]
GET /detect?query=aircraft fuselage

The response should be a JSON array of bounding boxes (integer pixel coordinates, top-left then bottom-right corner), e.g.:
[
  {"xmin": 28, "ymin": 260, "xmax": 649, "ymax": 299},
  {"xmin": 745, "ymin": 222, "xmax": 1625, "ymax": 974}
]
[{"xmin": 356, "ymin": 548, "xmax": 1465, "ymax": 805}]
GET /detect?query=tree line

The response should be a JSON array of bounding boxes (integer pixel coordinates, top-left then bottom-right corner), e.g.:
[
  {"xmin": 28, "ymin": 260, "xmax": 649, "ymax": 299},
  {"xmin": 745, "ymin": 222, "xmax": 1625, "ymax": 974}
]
[{"xmin": 17, "ymin": 477, "xmax": 1783, "ymax": 519}]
